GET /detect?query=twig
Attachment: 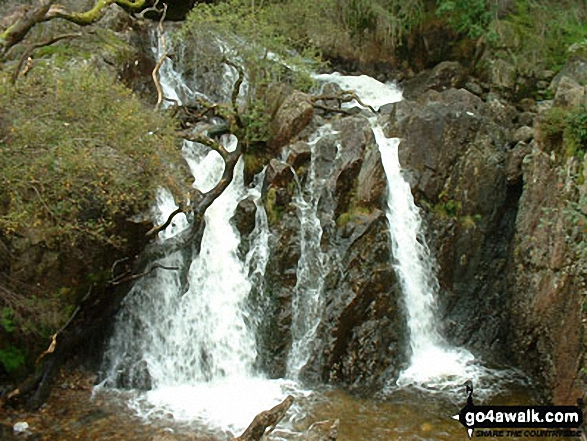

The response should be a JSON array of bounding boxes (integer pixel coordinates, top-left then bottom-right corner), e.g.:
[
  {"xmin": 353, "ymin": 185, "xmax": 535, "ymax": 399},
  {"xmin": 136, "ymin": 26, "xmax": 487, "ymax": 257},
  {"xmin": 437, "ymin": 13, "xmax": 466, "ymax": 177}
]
[
  {"xmin": 11, "ymin": 32, "xmax": 81, "ymax": 84},
  {"xmin": 30, "ymin": 183, "xmax": 59, "ymax": 223},
  {"xmin": 152, "ymin": 3, "xmax": 168, "ymax": 111},
  {"xmin": 146, "ymin": 206, "xmax": 184, "ymax": 238},
  {"xmin": 223, "ymin": 57, "xmax": 245, "ymax": 129},
  {"xmin": 108, "ymin": 263, "xmax": 179, "ymax": 286},
  {"xmin": 36, "ymin": 286, "xmax": 92, "ymax": 364},
  {"xmin": 136, "ymin": 0, "xmax": 161, "ymax": 19}
]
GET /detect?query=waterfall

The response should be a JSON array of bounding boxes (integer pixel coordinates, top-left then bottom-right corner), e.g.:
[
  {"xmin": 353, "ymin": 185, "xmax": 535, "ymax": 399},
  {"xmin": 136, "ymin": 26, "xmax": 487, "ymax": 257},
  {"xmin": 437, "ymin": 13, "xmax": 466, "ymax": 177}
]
[
  {"xmin": 102, "ymin": 31, "xmax": 296, "ymax": 436},
  {"xmin": 373, "ymin": 126, "xmax": 482, "ymax": 391},
  {"xmin": 287, "ymin": 125, "xmax": 336, "ymax": 378},
  {"xmin": 312, "ymin": 72, "xmax": 491, "ymax": 393}
]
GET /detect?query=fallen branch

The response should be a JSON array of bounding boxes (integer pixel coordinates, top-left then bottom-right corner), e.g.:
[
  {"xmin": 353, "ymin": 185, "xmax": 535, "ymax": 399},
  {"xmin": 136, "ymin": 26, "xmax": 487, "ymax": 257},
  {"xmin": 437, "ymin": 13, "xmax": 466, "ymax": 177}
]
[
  {"xmin": 311, "ymin": 91, "xmax": 377, "ymax": 113},
  {"xmin": 311, "ymin": 102, "xmax": 353, "ymax": 115},
  {"xmin": 233, "ymin": 395, "xmax": 294, "ymax": 441}
]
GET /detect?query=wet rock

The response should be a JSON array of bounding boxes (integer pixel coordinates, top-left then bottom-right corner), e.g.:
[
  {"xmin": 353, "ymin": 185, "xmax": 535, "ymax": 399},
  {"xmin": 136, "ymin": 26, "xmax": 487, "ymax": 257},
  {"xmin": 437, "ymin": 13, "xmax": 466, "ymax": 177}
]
[
  {"xmin": 270, "ymin": 91, "xmax": 314, "ymax": 150},
  {"xmin": 286, "ymin": 141, "xmax": 311, "ymax": 169},
  {"xmin": 355, "ymin": 144, "xmax": 386, "ymax": 208},
  {"xmin": 265, "ymin": 159, "xmax": 295, "ymax": 188},
  {"xmin": 507, "ymin": 148, "xmax": 586, "ymax": 403},
  {"xmin": 303, "ymin": 212, "xmax": 406, "ymax": 389},
  {"xmin": 232, "ymin": 196, "xmax": 258, "ymax": 259},
  {"xmin": 386, "ymin": 86, "xmax": 518, "ymax": 356}
]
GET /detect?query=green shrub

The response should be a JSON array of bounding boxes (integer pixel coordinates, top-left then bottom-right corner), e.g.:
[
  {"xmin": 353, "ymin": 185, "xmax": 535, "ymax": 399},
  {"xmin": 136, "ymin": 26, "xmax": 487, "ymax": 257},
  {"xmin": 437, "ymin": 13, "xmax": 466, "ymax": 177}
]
[
  {"xmin": 489, "ymin": 0, "xmax": 587, "ymax": 75},
  {"xmin": 0, "ymin": 64, "xmax": 184, "ymax": 250},
  {"xmin": 177, "ymin": 0, "xmax": 321, "ymax": 147},
  {"xmin": 542, "ymin": 105, "xmax": 587, "ymax": 160},
  {"xmin": 437, "ymin": 0, "xmax": 493, "ymax": 39},
  {"xmin": 0, "ymin": 345, "xmax": 25, "ymax": 375}
]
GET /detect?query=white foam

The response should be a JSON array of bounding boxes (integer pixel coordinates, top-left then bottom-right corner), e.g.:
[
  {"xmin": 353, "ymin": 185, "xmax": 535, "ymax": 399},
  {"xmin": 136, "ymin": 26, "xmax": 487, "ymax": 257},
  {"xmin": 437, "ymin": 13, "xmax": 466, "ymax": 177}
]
[
  {"xmin": 313, "ymin": 72, "xmax": 402, "ymax": 110},
  {"xmin": 130, "ymin": 378, "xmax": 303, "ymax": 436}
]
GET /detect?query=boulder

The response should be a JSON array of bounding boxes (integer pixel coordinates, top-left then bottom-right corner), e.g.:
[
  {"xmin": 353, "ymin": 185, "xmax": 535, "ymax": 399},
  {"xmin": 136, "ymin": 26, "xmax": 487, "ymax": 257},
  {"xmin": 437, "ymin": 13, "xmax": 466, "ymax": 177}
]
[
  {"xmin": 512, "ymin": 125, "xmax": 534, "ymax": 144},
  {"xmin": 401, "ymin": 61, "xmax": 468, "ymax": 100},
  {"xmin": 270, "ymin": 91, "xmax": 314, "ymax": 150},
  {"xmin": 552, "ymin": 76, "xmax": 586, "ymax": 108}
]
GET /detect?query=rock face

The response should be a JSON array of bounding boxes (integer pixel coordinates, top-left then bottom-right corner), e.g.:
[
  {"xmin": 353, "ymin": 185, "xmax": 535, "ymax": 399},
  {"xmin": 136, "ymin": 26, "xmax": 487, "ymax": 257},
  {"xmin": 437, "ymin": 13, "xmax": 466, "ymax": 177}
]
[
  {"xmin": 234, "ymin": 60, "xmax": 587, "ymax": 401},
  {"xmin": 269, "ymin": 91, "xmax": 314, "ymax": 150},
  {"xmin": 386, "ymin": 59, "xmax": 586, "ymax": 402},
  {"xmin": 507, "ymin": 146, "xmax": 585, "ymax": 403},
  {"xmin": 236, "ymin": 112, "xmax": 407, "ymax": 388},
  {"xmin": 387, "ymin": 87, "xmax": 520, "ymax": 356}
]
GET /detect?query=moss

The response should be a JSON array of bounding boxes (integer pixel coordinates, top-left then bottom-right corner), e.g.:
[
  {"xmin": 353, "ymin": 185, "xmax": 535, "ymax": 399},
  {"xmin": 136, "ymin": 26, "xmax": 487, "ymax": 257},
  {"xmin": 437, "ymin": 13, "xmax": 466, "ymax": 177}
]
[
  {"xmin": 243, "ymin": 153, "xmax": 265, "ymax": 180},
  {"xmin": 433, "ymin": 198, "xmax": 462, "ymax": 218},
  {"xmin": 265, "ymin": 187, "xmax": 281, "ymax": 225},
  {"xmin": 460, "ymin": 214, "xmax": 482, "ymax": 229},
  {"xmin": 336, "ymin": 205, "xmax": 373, "ymax": 228}
]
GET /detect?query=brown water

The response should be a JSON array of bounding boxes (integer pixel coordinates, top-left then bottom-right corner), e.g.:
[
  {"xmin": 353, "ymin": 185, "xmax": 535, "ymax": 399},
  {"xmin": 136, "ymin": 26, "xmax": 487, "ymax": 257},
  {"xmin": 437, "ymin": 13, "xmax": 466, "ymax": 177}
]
[{"xmin": 1, "ymin": 370, "xmax": 576, "ymax": 441}]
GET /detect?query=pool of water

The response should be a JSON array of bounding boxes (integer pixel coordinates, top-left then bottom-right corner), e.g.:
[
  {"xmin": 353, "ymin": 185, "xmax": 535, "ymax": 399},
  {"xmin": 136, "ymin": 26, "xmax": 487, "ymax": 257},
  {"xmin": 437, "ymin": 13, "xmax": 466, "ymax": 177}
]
[{"xmin": 2, "ymin": 369, "xmax": 558, "ymax": 441}]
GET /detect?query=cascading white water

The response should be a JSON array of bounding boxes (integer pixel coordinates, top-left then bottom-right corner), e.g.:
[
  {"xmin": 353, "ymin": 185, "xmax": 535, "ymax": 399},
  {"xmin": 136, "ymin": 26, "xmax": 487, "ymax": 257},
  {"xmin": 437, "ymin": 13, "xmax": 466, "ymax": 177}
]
[
  {"xmin": 287, "ymin": 125, "xmax": 337, "ymax": 378},
  {"xmin": 312, "ymin": 72, "xmax": 490, "ymax": 392},
  {"xmin": 373, "ymin": 127, "xmax": 482, "ymax": 391},
  {"xmin": 102, "ymin": 32, "xmax": 298, "ymax": 436}
]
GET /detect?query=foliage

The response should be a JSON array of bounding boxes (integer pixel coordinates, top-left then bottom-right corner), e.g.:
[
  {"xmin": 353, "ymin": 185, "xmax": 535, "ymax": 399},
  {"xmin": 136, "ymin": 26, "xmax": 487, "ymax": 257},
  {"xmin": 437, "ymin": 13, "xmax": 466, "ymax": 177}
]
[
  {"xmin": 0, "ymin": 64, "xmax": 184, "ymax": 250},
  {"xmin": 262, "ymin": 0, "xmax": 423, "ymax": 60},
  {"xmin": 542, "ymin": 105, "xmax": 587, "ymax": 160},
  {"xmin": 436, "ymin": 0, "xmax": 494, "ymax": 39},
  {"xmin": 488, "ymin": 0, "xmax": 587, "ymax": 74},
  {"xmin": 0, "ymin": 345, "xmax": 25, "ymax": 374},
  {"xmin": 177, "ymin": 0, "xmax": 321, "ymax": 147}
]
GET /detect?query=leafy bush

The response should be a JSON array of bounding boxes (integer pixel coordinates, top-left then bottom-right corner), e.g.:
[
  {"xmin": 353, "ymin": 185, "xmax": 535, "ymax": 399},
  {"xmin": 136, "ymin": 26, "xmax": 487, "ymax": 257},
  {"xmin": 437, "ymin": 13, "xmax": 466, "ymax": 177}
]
[
  {"xmin": 0, "ymin": 64, "xmax": 184, "ymax": 250},
  {"xmin": 177, "ymin": 0, "xmax": 321, "ymax": 147},
  {"xmin": 436, "ymin": 0, "xmax": 493, "ymax": 39},
  {"xmin": 488, "ymin": 0, "xmax": 587, "ymax": 75},
  {"xmin": 542, "ymin": 105, "xmax": 587, "ymax": 160},
  {"xmin": 261, "ymin": 0, "xmax": 423, "ymax": 60}
]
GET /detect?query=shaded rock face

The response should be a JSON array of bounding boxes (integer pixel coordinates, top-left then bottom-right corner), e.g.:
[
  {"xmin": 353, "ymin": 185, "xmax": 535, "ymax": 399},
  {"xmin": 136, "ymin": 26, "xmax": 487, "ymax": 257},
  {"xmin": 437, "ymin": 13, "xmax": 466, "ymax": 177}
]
[
  {"xmin": 506, "ymin": 147, "xmax": 585, "ymax": 403},
  {"xmin": 234, "ymin": 113, "xmax": 407, "ymax": 388}
]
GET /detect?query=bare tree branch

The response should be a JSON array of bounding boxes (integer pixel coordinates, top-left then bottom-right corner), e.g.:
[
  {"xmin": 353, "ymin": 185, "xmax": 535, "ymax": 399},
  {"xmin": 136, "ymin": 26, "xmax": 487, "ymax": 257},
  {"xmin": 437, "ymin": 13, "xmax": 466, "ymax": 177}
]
[
  {"xmin": 44, "ymin": 0, "xmax": 147, "ymax": 26},
  {"xmin": 11, "ymin": 33, "xmax": 81, "ymax": 84},
  {"xmin": 108, "ymin": 263, "xmax": 179, "ymax": 286},
  {"xmin": 223, "ymin": 57, "xmax": 245, "ymax": 129},
  {"xmin": 0, "ymin": 1, "xmax": 54, "ymax": 57},
  {"xmin": 311, "ymin": 91, "xmax": 377, "ymax": 113},
  {"xmin": 0, "ymin": 0, "xmax": 146, "ymax": 57},
  {"xmin": 146, "ymin": 206, "xmax": 184, "ymax": 238},
  {"xmin": 177, "ymin": 129, "xmax": 229, "ymax": 160},
  {"xmin": 152, "ymin": 2, "xmax": 168, "ymax": 111}
]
